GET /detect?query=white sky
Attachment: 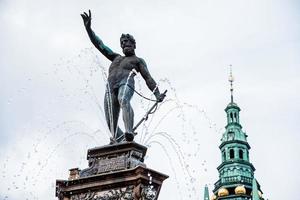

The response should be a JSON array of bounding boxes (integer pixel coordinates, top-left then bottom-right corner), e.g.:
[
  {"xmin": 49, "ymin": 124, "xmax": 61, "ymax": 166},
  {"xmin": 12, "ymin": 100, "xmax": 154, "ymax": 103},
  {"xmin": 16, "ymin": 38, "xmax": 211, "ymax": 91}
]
[{"xmin": 1, "ymin": 0, "xmax": 300, "ymax": 200}]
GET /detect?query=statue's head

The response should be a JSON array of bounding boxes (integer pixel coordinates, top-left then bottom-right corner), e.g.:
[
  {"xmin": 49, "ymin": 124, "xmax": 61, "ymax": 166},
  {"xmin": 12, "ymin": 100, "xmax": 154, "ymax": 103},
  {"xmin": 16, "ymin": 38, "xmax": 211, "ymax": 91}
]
[{"xmin": 120, "ymin": 33, "xmax": 136, "ymax": 56}]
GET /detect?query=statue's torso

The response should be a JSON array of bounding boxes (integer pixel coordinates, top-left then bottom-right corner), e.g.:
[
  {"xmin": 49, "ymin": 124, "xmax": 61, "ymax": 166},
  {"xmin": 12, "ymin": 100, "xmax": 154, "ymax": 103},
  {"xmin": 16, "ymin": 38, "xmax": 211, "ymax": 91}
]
[{"xmin": 108, "ymin": 55, "xmax": 140, "ymax": 89}]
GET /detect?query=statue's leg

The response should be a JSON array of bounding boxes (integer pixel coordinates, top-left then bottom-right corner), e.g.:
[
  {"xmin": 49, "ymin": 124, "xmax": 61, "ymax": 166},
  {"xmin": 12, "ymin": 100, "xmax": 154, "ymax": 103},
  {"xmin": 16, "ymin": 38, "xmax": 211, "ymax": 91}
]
[
  {"xmin": 118, "ymin": 85, "xmax": 134, "ymax": 134},
  {"xmin": 104, "ymin": 88, "xmax": 122, "ymax": 141}
]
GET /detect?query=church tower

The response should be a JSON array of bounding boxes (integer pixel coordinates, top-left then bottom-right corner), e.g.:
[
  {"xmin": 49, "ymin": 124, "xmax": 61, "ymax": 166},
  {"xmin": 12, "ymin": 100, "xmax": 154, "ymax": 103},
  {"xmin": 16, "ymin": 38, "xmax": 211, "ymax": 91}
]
[{"xmin": 211, "ymin": 67, "xmax": 264, "ymax": 200}]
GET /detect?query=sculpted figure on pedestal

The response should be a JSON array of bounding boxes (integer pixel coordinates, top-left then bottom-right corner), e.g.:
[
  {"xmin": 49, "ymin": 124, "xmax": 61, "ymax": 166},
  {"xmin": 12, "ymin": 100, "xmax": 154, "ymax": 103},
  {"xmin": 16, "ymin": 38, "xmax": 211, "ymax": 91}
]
[{"xmin": 81, "ymin": 10, "xmax": 165, "ymax": 143}]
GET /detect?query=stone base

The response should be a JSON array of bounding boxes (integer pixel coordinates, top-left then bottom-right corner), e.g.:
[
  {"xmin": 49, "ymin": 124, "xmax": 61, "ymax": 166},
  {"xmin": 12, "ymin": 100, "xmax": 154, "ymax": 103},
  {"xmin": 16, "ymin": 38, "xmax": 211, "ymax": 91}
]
[{"xmin": 56, "ymin": 142, "xmax": 168, "ymax": 200}]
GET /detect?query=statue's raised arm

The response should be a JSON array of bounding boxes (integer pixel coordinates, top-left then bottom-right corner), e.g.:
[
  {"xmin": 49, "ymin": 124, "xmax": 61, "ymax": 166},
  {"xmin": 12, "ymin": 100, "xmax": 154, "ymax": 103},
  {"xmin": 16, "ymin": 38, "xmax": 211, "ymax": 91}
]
[{"xmin": 81, "ymin": 10, "xmax": 119, "ymax": 61}]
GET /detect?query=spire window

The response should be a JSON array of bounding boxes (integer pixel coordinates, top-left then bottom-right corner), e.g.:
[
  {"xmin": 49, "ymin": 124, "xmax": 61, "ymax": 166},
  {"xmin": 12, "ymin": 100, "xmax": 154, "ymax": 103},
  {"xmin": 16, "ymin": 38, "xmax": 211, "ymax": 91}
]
[
  {"xmin": 229, "ymin": 149, "xmax": 234, "ymax": 159},
  {"xmin": 230, "ymin": 113, "xmax": 234, "ymax": 122},
  {"xmin": 239, "ymin": 149, "xmax": 244, "ymax": 160}
]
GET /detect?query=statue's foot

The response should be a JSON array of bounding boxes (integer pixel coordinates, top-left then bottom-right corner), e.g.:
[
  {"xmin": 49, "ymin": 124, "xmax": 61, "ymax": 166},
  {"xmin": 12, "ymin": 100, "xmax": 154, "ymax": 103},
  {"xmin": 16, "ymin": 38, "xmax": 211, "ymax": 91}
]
[{"xmin": 125, "ymin": 132, "xmax": 134, "ymax": 142}]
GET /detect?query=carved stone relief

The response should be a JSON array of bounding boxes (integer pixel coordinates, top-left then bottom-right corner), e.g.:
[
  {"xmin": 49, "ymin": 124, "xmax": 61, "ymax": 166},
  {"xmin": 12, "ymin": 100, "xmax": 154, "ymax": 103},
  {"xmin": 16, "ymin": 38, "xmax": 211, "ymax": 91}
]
[
  {"xmin": 70, "ymin": 186, "xmax": 134, "ymax": 200},
  {"xmin": 80, "ymin": 149, "xmax": 145, "ymax": 177},
  {"xmin": 141, "ymin": 186, "xmax": 157, "ymax": 200}
]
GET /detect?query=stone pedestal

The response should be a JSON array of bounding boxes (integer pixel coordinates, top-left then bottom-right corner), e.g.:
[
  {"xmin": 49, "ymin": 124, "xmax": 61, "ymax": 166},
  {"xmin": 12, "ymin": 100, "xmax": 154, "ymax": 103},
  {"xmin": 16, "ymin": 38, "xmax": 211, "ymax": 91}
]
[{"xmin": 56, "ymin": 142, "xmax": 168, "ymax": 200}]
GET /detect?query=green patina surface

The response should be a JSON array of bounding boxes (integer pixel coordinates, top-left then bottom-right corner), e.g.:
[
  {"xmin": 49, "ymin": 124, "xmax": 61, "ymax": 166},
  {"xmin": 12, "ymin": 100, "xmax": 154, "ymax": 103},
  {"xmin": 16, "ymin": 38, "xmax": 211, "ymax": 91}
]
[
  {"xmin": 252, "ymin": 178, "xmax": 260, "ymax": 200},
  {"xmin": 210, "ymin": 100, "xmax": 264, "ymax": 200},
  {"xmin": 204, "ymin": 185, "xmax": 209, "ymax": 200},
  {"xmin": 218, "ymin": 102, "xmax": 254, "ymax": 185}
]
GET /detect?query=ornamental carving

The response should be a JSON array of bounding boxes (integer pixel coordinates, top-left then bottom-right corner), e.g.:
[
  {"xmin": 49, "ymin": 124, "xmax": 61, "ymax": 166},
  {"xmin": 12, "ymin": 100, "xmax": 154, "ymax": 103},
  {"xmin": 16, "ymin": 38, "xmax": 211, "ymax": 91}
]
[
  {"xmin": 80, "ymin": 150, "xmax": 145, "ymax": 177},
  {"xmin": 141, "ymin": 186, "xmax": 157, "ymax": 200},
  {"xmin": 70, "ymin": 186, "xmax": 134, "ymax": 200},
  {"xmin": 70, "ymin": 191, "xmax": 95, "ymax": 200},
  {"xmin": 79, "ymin": 158, "xmax": 98, "ymax": 177}
]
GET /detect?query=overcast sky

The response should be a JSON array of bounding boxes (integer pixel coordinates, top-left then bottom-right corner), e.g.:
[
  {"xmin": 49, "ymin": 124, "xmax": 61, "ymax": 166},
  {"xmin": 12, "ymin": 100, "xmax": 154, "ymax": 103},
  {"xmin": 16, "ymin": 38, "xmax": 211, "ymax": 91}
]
[{"xmin": 1, "ymin": 0, "xmax": 300, "ymax": 199}]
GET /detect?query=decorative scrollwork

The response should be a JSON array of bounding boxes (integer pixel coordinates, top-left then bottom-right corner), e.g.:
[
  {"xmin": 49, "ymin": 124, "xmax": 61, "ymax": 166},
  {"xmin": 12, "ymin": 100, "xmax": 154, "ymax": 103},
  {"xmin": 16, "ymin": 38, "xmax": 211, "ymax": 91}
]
[
  {"xmin": 70, "ymin": 191, "xmax": 96, "ymax": 200},
  {"xmin": 79, "ymin": 158, "xmax": 98, "ymax": 177},
  {"xmin": 141, "ymin": 186, "xmax": 157, "ymax": 200},
  {"xmin": 71, "ymin": 186, "xmax": 135, "ymax": 200},
  {"xmin": 96, "ymin": 186, "xmax": 134, "ymax": 200}
]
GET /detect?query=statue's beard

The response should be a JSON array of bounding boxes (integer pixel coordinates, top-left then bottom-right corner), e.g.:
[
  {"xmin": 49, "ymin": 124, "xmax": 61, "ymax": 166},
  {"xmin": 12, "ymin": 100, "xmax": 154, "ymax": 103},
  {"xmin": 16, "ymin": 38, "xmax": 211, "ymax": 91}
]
[{"xmin": 123, "ymin": 47, "xmax": 135, "ymax": 56}]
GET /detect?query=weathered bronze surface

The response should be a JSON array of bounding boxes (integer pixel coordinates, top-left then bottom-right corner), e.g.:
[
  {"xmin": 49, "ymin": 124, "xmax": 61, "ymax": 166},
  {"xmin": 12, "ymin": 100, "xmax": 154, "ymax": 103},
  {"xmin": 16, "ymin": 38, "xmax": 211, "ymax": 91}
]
[{"xmin": 81, "ymin": 10, "xmax": 164, "ymax": 143}]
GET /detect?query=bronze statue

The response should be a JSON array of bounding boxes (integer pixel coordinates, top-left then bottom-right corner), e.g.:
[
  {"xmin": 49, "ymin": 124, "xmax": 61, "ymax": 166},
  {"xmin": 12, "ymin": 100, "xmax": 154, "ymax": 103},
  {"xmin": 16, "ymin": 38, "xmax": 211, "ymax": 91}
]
[{"xmin": 81, "ymin": 10, "xmax": 164, "ymax": 143}]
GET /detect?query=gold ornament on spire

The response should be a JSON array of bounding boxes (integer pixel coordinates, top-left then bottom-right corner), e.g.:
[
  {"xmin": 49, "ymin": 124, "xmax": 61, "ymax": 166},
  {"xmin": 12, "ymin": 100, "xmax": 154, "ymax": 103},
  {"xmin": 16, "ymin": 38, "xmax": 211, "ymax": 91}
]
[
  {"xmin": 235, "ymin": 185, "xmax": 246, "ymax": 194},
  {"xmin": 218, "ymin": 187, "xmax": 229, "ymax": 196},
  {"xmin": 211, "ymin": 194, "xmax": 217, "ymax": 200}
]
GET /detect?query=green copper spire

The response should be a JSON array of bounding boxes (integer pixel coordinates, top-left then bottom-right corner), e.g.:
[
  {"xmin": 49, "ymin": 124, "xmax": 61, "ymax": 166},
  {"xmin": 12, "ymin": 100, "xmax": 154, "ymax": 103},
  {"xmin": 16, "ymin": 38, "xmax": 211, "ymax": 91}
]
[
  {"xmin": 252, "ymin": 178, "xmax": 260, "ymax": 200},
  {"xmin": 204, "ymin": 185, "xmax": 209, "ymax": 200},
  {"xmin": 222, "ymin": 67, "xmax": 246, "ymax": 143},
  {"xmin": 212, "ymin": 68, "xmax": 264, "ymax": 200}
]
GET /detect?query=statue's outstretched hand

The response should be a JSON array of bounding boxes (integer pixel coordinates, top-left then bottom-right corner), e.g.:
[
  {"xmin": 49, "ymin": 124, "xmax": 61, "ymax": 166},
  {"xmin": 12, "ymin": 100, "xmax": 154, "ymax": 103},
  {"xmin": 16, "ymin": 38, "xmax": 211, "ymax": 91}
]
[
  {"xmin": 156, "ymin": 91, "xmax": 167, "ymax": 102},
  {"xmin": 157, "ymin": 93, "xmax": 165, "ymax": 102},
  {"xmin": 81, "ymin": 10, "xmax": 91, "ymax": 29}
]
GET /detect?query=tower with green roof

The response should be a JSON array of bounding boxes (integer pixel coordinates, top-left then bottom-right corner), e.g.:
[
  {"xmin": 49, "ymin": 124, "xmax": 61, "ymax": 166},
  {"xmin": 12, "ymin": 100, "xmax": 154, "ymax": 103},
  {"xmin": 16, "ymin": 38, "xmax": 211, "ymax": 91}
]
[
  {"xmin": 210, "ymin": 67, "xmax": 264, "ymax": 200},
  {"xmin": 204, "ymin": 184, "xmax": 210, "ymax": 200}
]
